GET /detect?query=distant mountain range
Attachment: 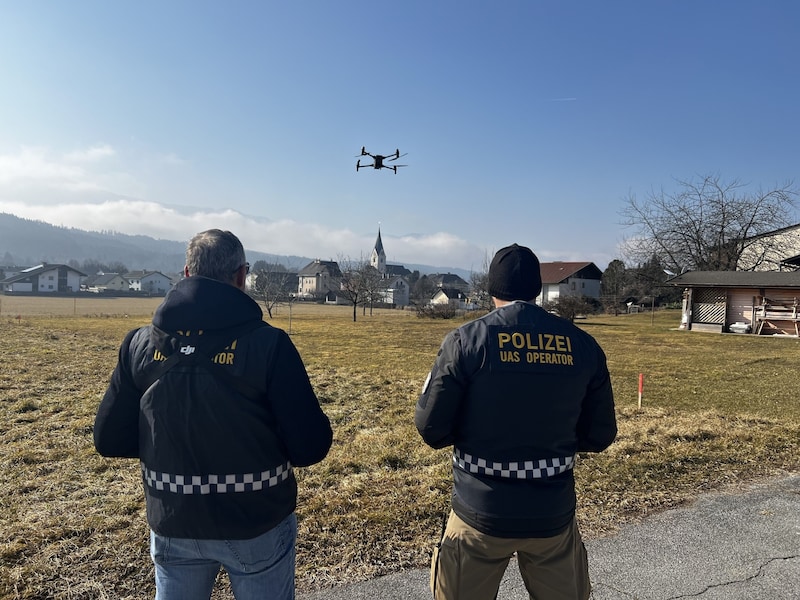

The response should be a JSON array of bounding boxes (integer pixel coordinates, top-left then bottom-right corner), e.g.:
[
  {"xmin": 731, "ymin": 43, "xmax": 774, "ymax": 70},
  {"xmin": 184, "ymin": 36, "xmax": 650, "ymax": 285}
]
[{"xmin": 0, "ymin": 213, "xmax": 471, "ymax": 279}]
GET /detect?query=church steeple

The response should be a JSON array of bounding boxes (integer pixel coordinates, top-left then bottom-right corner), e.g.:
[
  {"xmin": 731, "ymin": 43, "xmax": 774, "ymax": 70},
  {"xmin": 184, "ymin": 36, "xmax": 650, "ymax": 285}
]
[{"xmin": 370, "ymin": 227, "xmax": 387, "ymax": 274}]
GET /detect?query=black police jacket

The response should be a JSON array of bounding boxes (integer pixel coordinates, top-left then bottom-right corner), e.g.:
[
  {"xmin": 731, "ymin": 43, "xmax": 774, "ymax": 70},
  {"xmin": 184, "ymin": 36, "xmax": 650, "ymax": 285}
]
[
  {"xmin": 415, "ymin": 301, "xmax": 616, "ymax": 538},
  {"xmin": 94, "ymin": 276, "xmax": 332, "ymax": 539}
]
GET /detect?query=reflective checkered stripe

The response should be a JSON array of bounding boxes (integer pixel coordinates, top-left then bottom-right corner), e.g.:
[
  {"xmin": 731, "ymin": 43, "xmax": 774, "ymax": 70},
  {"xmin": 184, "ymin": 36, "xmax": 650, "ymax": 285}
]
[
  {"xmin": 453, "ymin": 449, "xmax": 575, "ymax": 479},
  {"xmin": 141, "ymin": 462, "xmax": 292, "ymax": 494}
]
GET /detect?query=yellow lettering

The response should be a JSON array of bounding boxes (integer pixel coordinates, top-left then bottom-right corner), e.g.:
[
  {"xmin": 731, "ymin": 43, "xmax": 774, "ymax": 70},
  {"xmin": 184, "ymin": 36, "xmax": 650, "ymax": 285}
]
[
  {"xmin": 213, "ymin": 352, "xmax": 235, "ymax": 365},
  {"xmin": 500, "ymin": 331, "xmax": 574, "ymax": 365},
  {"xmin": 511, "ymin": 332, "xmax": 525, "ymax": 349},
  {"xmin": 543, "ymin": 334, "xmax": 555, "ymax": 351},
  {"xmin": 524, "ymin": 333, "xmax": 539, "ymax": 350},
  {"xmin": 525, "ymin": 351, "xmax": 575, "ymax": 365},
  {"xmin": 555, "ymin": 335, "xmax": 566, "ymax": 352}
]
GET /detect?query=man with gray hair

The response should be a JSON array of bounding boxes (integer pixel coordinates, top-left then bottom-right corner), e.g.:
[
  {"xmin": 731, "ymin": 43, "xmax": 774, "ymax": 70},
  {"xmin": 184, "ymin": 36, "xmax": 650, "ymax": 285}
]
[{"xmin": 95, "ymin": 229, "xmax": 332, "ymax": 599}]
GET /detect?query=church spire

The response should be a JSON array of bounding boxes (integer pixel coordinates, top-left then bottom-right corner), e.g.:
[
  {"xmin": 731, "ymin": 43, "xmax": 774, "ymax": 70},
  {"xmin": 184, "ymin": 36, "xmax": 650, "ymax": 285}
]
[{"xmin": 371, "ymin": 226, "xmax": 387, "ymax": 274}]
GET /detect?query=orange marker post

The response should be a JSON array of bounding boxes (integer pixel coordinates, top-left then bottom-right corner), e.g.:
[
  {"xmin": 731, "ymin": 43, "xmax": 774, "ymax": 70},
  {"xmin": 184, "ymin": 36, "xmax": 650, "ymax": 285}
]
[{"xmin": 638, "ymin": 373, "xmax": 644, "ymax": 409}]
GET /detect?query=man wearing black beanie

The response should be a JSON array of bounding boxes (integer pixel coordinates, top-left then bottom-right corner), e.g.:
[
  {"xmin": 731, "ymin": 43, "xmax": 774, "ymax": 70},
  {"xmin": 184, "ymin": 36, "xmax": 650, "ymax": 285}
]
[{"xmin": 416, "ymin": 243, "xmax": 616, "ymax": 600}]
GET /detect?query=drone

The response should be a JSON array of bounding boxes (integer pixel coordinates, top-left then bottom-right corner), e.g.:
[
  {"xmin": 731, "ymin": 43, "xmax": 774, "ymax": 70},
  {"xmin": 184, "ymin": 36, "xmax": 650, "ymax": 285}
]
[{"xmin": 356, "ymin": 146, "xmax": 407, "ymax": 174}]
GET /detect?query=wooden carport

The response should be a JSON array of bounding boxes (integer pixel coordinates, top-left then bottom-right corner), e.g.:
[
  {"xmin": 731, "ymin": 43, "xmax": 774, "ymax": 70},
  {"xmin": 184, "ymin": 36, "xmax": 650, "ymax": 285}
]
[{"xmin": 666, "ymin": 271, "xmax": 800, "ymax": 336}]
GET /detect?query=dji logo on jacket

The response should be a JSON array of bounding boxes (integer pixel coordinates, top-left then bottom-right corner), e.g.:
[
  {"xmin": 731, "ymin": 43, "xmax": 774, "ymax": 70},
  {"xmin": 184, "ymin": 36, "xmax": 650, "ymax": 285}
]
[{"xmin": 180, "ymin": 345, "xmax": 196, "ymax": 355}]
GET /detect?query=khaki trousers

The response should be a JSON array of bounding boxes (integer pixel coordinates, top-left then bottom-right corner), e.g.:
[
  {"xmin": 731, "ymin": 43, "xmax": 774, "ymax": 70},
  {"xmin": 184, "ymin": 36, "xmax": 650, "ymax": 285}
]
[{"xmin": 430, "ymin": 511, "xmax": 590, "ymax": 600}]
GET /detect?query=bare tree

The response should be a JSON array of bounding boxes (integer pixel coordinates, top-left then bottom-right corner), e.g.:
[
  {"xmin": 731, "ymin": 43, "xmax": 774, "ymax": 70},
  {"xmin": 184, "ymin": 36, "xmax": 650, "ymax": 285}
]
[
  {"xmin": 469, "ymin": 250, "xmax": 493, "ymax": 311},
  {"xmin": 544, "ymin": 295, "xmax": 595, "ymax": 323},
  {"xmin": 362, "ymin": 267, "xmax": 386, "ymax": 315},
  {"xmin": 336, "ymin": 256, "xmax": 372, "ymax": 322},
  {"xmin": 410, "ymin": 274, "xmax": 438, "ymax": 307},
  {"xmin": 250, "ymin": 260, "xmax": 297, "ymax": 319},
  {"xmin": 621, "ymin": 174, "xmax": 798, "ymax": 274},
  {"xmin": 107, "ymin": 261, "xmax": 129, "ymax": 275},
  {"xmin": 81, "ymin": 259, "xmax": 128, "ymax": 275}
]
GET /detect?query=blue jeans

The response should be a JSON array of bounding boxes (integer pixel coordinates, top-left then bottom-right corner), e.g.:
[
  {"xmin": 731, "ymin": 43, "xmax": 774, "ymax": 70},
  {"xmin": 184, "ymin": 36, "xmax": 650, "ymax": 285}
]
[{"xmin": 150, "ymin": 513, "xmax": 297, "ymax": 600}]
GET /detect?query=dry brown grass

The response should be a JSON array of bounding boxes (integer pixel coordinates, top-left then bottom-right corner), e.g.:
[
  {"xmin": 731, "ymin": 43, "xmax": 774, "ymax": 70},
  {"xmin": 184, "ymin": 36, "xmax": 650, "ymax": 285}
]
[
  {"xmin": 0, "ymin": 295, "xmax": 164, "ymax": 318},
  {"xmin": 1, "ymin": 302, "xmax": 799, "ymax": 599}
]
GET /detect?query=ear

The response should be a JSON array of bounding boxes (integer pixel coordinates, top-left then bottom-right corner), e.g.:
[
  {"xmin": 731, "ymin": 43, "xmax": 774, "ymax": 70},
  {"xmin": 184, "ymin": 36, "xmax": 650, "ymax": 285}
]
[
  {"xmin": 184, "ymin": 265, "xmax": 190, "ymax": 278},
  {"xmin": 234, "ymin": 266, "xmax": 247, "ymax": 291}
]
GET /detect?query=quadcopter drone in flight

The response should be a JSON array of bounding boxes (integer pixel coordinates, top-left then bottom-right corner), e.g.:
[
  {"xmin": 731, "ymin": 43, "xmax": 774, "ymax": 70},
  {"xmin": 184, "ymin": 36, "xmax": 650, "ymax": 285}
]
[{"xmin": 356, "ymin": 147, "xmax": 407, "ymax": 174}]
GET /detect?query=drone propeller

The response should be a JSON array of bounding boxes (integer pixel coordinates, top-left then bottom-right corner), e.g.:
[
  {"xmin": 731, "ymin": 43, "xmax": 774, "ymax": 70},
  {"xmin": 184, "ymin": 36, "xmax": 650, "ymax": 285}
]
[{"xmin": 387, "ymin": 152, "xmax": 408, "ymax": 162}]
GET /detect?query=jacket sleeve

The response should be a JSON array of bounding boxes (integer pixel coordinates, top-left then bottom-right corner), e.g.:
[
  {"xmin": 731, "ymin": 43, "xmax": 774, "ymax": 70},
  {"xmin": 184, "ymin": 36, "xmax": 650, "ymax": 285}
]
[
  {"xmin": 415, "ymin": 330, "xmax": 465, "ymax": 449},
  {"xmin": 267, "ymin": 331, "xmax": 332, "ymax": 467},
  {"xmin": 94, "ymin": 329, "xmax": 141, "ymax": 458},
  {"xmin": 575, "ymin": 343, "xmax": 617, "ymax": 453}
]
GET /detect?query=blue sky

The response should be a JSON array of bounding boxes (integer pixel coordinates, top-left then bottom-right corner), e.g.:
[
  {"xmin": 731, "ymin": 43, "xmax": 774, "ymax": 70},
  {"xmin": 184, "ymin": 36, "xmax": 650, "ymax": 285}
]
[{"xmin": 1, "ymin": 1, "xmax": 798, "ymax": 272}]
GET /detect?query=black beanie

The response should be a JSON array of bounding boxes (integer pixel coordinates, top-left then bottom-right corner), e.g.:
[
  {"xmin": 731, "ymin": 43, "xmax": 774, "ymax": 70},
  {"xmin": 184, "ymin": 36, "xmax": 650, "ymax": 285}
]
[{"xmin": 487, "ymin": 244, "xmax": 542, "ymax": 301}]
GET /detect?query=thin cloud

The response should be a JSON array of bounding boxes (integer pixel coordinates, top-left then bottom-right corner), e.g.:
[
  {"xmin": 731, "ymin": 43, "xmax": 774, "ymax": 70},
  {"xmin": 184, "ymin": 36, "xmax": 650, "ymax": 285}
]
[
  {"xmin": 0, "ymin": 145, "xmax": 145, "ymax": 197},
  {"xmin": 0, "ymin": 146, "xmax": 85, "ymax": 185},
  {"xmin": 158, "ymin": 153, "xmax": 188, "ymax": 166},
  {"xmin": 64, "ymin": 144, "xmax": 116, "ymax": 162},
  {"xmin": 0, "ymin": 199, "xmax": 484, "ymax": 269},
  {"xmin": 0, "ymin": 145, "xmax": 484, "ymax": 269}
]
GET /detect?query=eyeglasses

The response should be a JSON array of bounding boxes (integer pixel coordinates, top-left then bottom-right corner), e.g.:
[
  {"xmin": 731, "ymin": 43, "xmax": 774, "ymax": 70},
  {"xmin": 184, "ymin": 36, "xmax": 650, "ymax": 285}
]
[{"xmin": 235, "ymin": 262, "xmax": 250, "ymax": 275}]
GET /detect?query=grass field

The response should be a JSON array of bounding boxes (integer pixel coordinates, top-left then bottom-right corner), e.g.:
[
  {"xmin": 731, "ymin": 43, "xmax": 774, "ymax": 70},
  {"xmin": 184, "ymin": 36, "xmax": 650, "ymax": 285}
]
[{"xmin": 1, "ymin": 299, "xmax": 799, "ymax": 599}]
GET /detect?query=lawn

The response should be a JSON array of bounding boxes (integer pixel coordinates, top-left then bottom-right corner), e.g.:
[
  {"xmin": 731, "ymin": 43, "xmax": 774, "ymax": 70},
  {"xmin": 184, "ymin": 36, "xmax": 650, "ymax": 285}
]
[{"xmin": 1, "ymin": 302, "xmax": 798, "ymax": 599}]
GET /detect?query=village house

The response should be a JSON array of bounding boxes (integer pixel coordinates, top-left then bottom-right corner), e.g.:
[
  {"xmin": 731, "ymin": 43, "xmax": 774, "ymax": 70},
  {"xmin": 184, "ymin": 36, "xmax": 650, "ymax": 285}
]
[
  {"xmin": 296, "ymin": 229, "xmax": 412, "ymax": 307},
  {"xmin": 1, "ymin": 263, "xmax": 85, "ymax": 293},
  {"xmin": 125, "ymin": 270, "xmax": 174, "ymax": 295},
  {"xmin": 737, "ymin": 223, "xmax": 800, "ymax": 272},
  {"xmin": 82, "ymin": 272, "xmax": 129, "ymax": 293},
  {"xmin": 296, "ymin": 259, "xmax": 343, "ymax": 300},
  {"xmin": 431, "ymin": 287, "xmax": 472, "ymax": 310},
  {"xmin": 376, "ymin": 274, "xmax": 410, "ymax": 307},
  {"xmin": 537, "ymin": 262, "xmax": 603, "ymax": 305},
  {"xmin": 428, "ymin": 273, "xmax": 470, "ymax": 295}
]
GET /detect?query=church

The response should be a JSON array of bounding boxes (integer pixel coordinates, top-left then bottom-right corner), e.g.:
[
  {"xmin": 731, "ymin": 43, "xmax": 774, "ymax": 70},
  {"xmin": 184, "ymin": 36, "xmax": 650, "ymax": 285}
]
[
  {"xmin": 368, "ymin": 228, "xmax": 411, "ymax": 307},
  {"xmin": 296, "ymin": 228, "xmax": 411, "ymax": 307}
]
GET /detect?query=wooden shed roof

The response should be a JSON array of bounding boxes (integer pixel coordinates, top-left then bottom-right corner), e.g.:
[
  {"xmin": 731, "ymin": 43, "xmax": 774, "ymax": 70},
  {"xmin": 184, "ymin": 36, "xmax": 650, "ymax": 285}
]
[{"xmin": 666, "ymin": 270, "xmax": 800, "ymax": 288}]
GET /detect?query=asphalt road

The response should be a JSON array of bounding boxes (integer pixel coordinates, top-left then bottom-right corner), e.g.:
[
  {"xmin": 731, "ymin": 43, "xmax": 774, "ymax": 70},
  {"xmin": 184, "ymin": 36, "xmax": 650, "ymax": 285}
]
[{"xmin": 298, "ymin": 473, "xmax": 800, "ymax": 600}]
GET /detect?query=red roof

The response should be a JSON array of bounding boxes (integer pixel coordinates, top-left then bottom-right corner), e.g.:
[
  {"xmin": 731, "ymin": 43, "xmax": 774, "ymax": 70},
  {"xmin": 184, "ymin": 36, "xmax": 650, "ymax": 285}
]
[{"xmin": 538, "ymin": 262, "xmax": 601, "ymax": 284}]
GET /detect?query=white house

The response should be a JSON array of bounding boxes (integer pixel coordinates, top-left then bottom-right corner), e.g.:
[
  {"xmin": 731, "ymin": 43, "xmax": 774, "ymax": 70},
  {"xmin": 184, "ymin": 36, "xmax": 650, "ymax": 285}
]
[
  {"xmin": 431, "ymin": 287, "xmax": 473, "ymax": 310},
  {"xmin": 126, "ymin": 270, "xmax": 174, "ymax": 295},
  {"xmin": 537, "ymin": 262, "xmax": 603, "ymax": 305},
  {"xmin": 429, "ymin": 273, "xmax": 470, "ymax": 294},
  {"xmin": 83, "ymin": 272, "xmax": 130, "ymax": 292},
  {"xmin": 1, "ymin": 263, "xmax": 85, "ymax": 293},
  {"xmin": 378, "ymin": 275, "xmax": 410, "ymax": 307}
]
